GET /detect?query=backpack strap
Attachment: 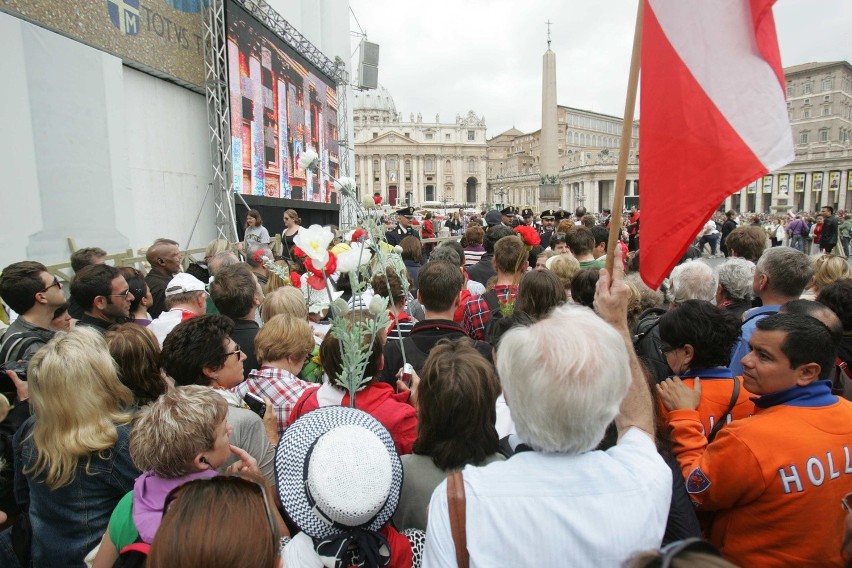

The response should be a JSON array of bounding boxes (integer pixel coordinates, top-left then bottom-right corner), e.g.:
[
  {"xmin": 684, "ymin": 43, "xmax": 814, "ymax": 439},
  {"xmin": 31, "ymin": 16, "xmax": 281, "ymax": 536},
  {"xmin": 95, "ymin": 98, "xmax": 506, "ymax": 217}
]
[
  {"xmin": 481, "ymin": 290, "xmax": 499, "ymax": 313},
  {"xmin": 741, "ymin": 307, "xmax": 779, "ymax": 326},
  {"xmin": 0, "ymin": 331, "xmax": 44, "ymax": 364},
  {"xmin": 707, "ymin": 378, "xmax": 740, "ymax": 443},
  {"xmin": 447, "ymin": 471, "xmax": 469, "ymax": 568}
]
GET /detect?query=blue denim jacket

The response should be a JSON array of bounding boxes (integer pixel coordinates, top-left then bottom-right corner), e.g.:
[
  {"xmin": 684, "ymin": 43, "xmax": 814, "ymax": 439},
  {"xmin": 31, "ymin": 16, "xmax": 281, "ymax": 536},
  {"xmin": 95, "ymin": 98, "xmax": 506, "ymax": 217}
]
[{"xmin": 14, "ymin": 417, "xmax": 139, "ymax": 567}]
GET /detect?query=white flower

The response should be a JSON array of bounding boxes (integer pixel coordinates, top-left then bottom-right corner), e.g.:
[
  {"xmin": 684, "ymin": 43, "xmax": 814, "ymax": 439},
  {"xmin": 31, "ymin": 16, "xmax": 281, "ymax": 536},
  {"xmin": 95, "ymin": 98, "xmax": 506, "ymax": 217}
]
[
  {"xmin": 298, "ymin": 148, "xmax": 320, "ymax": 172},
  {"xmin": 393, "ymin": 245, "xmax": 403, "ymax": 254},
  {"xmin": 361, "ymin": 194, "xmax": 377, "ymax": 209},
  {"xmin": 334, "ymin": 177, "xmax": 357, "ymax": 197},
  {"xmin": 368, "ymin": 294, "xmax": 388, "ymax": 316},
  {"xmin": 331, "ymin": 298, "xmax": 350, "ymax": 315},
  {"xmin": 294, "ymin": 224, "xmax": 334, "ymax": 269},
  {"xmin": 336, "ymin": 242, "xmax": 373, "ymax": 274}
]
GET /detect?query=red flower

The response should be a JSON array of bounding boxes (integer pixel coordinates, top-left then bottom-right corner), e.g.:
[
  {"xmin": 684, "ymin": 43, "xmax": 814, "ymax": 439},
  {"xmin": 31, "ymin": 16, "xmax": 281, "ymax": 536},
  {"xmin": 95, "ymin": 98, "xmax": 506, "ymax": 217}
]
[
  {"xmin": 293, "ymin": 246, "xmax": 306, "ymax": 258},
  {"xmin": 513, "ymin": 225, "xmax": 541, "ymax": 247},
  {"xmin": 307, "ymin": 273, "xmax": 326, "ymax": 290},
  {"xmin": 304, "ymin": 252, "xmax": 337, "ymax": 278},
  {"xmin": 251, "ymin": 249, "xmax": 266, "ymax": 264},
  {"xmin": 290, "ymin": 272, "xmax": 302, "ymax": 288},
  {"xmin": 352, "ymin": 228, "xmax": 367, "ymax": 242}
]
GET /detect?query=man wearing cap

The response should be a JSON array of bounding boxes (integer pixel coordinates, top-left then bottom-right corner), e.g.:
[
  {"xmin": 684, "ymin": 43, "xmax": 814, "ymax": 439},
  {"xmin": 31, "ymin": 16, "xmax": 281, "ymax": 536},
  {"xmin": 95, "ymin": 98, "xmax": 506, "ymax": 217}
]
[
  {"xmin": 539, "ymin": 210, "xmax": 556, "ymax": 249},
  {"xmin": 484, "ymin": 210, "xmax": 503, "ymax": 228},
  {"xmin": 71, "ymin": 264, "xmax": 134, "ymax": 334},
  {"xmin": 521, "ymin": 208, "xmax": 534, "ymax": 227},
  {"xmin": 147, "ymin": 272, "xmax": 208, "ymax": 345},
  {"xmin": 386, "ymin": 206, "xmax": 419, "ymax": 247},
  {"xmin": 554, "ymin": 209, "xmax": 570, "ymax": 223},
  {"xmin": 500, "ymin": 206, "xmax": 518, "ymax": 228}
]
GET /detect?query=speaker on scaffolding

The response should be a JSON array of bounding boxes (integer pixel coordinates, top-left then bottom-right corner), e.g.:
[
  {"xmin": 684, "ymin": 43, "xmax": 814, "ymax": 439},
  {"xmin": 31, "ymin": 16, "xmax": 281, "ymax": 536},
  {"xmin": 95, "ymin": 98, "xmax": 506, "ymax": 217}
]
[{"xmin": 358, "ymin": 39, "xmax": 379, "ymax": 89}]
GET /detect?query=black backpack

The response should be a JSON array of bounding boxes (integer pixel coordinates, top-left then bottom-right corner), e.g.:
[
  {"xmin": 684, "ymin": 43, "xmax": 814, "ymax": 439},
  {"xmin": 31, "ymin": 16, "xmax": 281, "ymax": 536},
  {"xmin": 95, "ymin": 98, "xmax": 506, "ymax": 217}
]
[
  {"xmin": 0, "ymin": 330, "xmax": 44, "ymax": 365},
  {"xmin": 632, "ymin": 308, "xmax": 670, "ymax": 383}
]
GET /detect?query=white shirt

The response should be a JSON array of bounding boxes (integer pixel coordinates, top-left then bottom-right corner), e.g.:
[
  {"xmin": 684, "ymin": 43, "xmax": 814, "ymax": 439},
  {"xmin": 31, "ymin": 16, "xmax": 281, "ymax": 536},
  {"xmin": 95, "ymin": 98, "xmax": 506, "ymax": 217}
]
[
  {"xmin": 422, "ymin": 427, "xmax": 671, "ymax": 568},
  {"xmin": 703, "ymin": 220, "xmax": 719, "ymax": 235}
]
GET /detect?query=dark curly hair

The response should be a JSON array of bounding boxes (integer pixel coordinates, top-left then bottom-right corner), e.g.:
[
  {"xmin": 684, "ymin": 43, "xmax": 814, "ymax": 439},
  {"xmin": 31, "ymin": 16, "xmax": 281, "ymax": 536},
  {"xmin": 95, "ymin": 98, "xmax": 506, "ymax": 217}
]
[
  {"xmin": 658, "ymin": 300, "xmax": 741, "ymax": 369},
  {"xmin": 161, "ymin": 314, "xmax": 234, "ymax": 386}
]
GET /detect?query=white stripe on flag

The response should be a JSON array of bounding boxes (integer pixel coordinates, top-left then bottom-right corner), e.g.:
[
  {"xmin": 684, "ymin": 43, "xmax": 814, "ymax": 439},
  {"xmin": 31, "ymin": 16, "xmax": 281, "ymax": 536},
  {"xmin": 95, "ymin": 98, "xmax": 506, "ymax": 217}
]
[{"xmin": 648, "ymin": 0, "xmax": 793, "ymax": 172}]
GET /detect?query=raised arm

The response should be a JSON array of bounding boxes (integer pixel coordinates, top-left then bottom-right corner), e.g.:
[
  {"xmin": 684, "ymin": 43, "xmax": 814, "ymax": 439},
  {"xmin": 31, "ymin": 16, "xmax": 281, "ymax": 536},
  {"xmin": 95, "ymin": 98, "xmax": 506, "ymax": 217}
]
[{"xmin": 594, "ymin": 265, "xmax": 655, "ymax": 439}]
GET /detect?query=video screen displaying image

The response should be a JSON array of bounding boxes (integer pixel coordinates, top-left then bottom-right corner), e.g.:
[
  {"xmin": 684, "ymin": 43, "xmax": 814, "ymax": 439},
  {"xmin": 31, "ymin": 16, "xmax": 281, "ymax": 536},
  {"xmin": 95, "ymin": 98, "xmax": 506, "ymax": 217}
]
[{"xmin": 226, "ymin": 1, "xmax": 339, "ymax": 201}]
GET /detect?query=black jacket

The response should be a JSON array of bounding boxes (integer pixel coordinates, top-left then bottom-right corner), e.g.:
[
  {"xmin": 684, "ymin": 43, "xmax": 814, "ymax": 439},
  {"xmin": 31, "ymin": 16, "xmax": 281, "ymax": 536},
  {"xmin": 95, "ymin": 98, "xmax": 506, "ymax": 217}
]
[{"xmin": 380, "ymin": 319, "xmax": 492, "ymax": 386}]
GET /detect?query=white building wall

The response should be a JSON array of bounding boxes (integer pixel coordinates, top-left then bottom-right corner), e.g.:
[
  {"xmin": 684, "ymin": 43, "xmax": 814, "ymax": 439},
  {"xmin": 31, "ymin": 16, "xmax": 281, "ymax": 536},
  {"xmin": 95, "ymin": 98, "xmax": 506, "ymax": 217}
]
[{"xmin": 0, "ymin": 4, "xmax": 352, "ymax": 267}]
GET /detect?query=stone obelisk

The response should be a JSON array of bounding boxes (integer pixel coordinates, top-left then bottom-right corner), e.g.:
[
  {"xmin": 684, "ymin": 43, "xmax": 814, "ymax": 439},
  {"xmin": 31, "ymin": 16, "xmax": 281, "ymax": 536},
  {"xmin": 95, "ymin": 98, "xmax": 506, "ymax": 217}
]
[{"xmin": 539, "ymin": 20, "xmax": 561, "ymax": 210}]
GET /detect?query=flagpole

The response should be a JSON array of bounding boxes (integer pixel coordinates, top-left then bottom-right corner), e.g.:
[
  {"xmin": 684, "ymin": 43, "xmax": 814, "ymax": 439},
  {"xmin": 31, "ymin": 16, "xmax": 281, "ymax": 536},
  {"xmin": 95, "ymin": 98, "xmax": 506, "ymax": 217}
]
[{"xmin": 605, "ymin": 0, "xmax": 644, "ymax": 275}]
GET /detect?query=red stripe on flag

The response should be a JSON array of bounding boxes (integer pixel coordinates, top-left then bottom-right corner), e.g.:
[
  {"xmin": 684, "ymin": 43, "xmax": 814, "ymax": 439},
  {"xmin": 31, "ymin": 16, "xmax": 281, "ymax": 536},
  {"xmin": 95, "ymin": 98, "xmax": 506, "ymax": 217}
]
[
  {"xmin": 639, "ymin": 1, "xmax": 769, "ymax": 289},
  {"xmin": 750, "ymin": 0, "xmax": 785, "ymax": 88}
]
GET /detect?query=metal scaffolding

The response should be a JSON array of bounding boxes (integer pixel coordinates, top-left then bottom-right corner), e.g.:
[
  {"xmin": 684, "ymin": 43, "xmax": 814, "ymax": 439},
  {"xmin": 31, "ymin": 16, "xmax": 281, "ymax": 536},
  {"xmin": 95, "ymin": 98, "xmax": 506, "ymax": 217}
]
[{"xmin": 203, "ymin": 0, "xmax": 356, "ymax": 240}]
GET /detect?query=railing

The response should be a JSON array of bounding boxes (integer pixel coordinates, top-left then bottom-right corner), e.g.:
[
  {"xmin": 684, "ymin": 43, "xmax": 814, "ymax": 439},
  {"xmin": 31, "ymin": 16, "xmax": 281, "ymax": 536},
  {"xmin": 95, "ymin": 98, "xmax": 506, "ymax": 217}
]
[{"xmin": 44, "ymin": 238, "xmax": 208, "ymax": 283}]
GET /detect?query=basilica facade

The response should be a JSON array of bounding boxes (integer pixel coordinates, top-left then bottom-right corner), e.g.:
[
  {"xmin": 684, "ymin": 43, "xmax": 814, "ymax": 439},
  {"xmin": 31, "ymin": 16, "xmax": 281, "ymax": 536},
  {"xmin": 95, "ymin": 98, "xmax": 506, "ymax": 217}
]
[{"xmin": 352, "ymin": 85, "xmax": 487, "ymax": 209}]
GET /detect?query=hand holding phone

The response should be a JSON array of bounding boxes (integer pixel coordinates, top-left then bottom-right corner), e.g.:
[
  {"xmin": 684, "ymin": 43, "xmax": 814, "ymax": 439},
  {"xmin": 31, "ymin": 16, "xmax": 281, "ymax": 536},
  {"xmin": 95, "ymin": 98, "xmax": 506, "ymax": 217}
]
[{"xmin": 243, "ymin": 392, "xmax": 266, "ymax": 418}]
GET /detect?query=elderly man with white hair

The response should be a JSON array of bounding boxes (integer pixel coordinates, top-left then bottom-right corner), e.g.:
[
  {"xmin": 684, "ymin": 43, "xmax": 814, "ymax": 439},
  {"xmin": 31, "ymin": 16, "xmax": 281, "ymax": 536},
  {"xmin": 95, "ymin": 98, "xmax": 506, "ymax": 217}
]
[
  {"xmin": 423, "ymin": 267, "xmax": 671, "ymax": 567},
  {"xmin": 668, "ymin": 260, "xmax": 716, "ymax": 304},
  {"xmin": 715, "ymin": 258, "xmax": 756, "ymax": 321}
]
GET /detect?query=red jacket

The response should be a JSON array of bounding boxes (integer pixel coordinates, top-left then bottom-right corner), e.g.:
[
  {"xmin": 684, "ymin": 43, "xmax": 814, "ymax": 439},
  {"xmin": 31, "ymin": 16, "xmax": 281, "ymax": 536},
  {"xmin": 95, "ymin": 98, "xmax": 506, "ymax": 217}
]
[{"xmin": 288, "ymin": 382, "xmax": 417, "ymax": 455}]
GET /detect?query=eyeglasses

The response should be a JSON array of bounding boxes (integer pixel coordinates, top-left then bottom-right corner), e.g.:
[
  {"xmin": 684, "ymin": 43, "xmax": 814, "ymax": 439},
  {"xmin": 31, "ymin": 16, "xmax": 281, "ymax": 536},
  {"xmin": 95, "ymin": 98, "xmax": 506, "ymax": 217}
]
[
  {"xmin": 225, "ymin": 344, "xmax": 242, "ymax": 360},
  {"xmin": 39, "ymin": 276, "xmax": 62, "ymax": 294},
  {"xmin": 108, "ymin": 289, "xmax": 132, "ymax": 300},
  {"xmin": 842, "ymin": 492, "xmax": 852, "ymax": 512},
  {"xmin": 163, "ymin": 476, "xmax": 279, "ymax": 557}
]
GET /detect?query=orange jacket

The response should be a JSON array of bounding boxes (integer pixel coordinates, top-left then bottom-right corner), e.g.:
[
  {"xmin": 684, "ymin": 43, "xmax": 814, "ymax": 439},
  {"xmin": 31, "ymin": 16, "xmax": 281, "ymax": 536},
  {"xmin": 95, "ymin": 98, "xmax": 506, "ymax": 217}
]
[
  {"xmin": 669, "ymin": 381, "xmax": 852, "ymax": 567},
  {"xmin": 659, "ymin": 370, "xmax": 754, "ymax": 437}
]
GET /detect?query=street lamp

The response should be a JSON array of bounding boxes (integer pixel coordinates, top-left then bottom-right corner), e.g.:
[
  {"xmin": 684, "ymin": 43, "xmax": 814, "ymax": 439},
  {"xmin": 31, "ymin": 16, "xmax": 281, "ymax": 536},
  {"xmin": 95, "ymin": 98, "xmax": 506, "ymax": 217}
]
[
  {"xmin": 494, "ymin": 187, "xmax": 507, "ymax": 210},
  {"xmin": 440, "ymin": 194, "xmax": 452, "ymax": 216}
]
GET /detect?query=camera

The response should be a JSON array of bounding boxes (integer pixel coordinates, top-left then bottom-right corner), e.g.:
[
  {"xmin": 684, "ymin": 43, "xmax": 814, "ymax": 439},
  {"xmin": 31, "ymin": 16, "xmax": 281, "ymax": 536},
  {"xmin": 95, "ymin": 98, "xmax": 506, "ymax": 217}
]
[{"xmin": 0, "ymin": 360, "xmax": 28, "ymax": 393}]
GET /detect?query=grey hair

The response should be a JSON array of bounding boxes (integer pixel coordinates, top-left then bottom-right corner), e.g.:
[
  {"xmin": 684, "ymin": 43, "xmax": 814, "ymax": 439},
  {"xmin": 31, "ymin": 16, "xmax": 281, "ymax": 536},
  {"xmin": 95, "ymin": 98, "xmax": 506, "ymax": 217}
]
[
  {"xmin": 429, "ymin": 246, "xmax": 460, "ymax": 266},
  {"xmin": 716, "ymin": 258, "xmax": 755, "ymax": 302},
  {"xmin": 497, "ymin": 304, "xmax": 630, "ymax": 453},
  {"xmin": 756, "ymin": 247, "xmax": 814, "ymax": 298},
  {"xmin": 207, "ymin": 251, "xmax": 240, "ymax": 277},
  {"xmin": 669, "ymin": 260, "xmax": 716, "ymax": 304}
]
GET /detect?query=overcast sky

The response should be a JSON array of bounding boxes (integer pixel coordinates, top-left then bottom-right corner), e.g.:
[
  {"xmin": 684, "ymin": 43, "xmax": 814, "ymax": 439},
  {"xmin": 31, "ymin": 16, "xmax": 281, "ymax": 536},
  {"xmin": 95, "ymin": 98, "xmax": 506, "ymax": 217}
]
[{"xmin": 348, "ymin": 0, "xmax": 852, "ymax": 138}]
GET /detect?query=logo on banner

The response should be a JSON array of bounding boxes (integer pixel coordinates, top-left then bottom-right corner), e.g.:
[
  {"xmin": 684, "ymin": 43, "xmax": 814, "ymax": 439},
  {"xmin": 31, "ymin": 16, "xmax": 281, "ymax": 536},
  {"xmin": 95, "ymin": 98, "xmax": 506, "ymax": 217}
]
[{"xmin": 107, "ymin": 0, "xmax": 140, "ymax": 36}]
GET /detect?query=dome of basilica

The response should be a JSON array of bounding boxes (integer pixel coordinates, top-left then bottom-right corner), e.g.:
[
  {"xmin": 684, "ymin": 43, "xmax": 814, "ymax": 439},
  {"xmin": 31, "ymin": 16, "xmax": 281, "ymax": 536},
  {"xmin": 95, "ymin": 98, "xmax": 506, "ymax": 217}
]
[{"xmin": 352, "ymin": 85, "xmax": 398, "ymax": 123}]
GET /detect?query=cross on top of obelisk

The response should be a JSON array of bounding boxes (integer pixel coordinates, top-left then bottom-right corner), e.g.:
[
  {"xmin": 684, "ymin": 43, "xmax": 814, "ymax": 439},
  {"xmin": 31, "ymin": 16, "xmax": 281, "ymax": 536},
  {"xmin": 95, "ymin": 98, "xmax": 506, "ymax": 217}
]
[{"xmin": 546, "ymin": 19, "xmax": 552, "ymax": 48}]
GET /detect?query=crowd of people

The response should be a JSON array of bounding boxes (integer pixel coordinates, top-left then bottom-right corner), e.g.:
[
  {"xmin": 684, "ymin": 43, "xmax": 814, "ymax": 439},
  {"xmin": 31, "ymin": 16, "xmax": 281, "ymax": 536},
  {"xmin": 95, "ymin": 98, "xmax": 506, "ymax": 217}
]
[{"xmin": 0, "ymin": 201, "xmax": 850, "ymax": 568}]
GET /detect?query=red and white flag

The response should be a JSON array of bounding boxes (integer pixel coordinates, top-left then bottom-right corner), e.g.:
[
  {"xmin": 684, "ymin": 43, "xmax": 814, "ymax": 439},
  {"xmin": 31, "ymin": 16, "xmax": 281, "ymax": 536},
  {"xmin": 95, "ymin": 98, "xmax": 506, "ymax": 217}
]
[{"xmin": 639, "ymin": 0, "xmax": 793, "ymax": 289}]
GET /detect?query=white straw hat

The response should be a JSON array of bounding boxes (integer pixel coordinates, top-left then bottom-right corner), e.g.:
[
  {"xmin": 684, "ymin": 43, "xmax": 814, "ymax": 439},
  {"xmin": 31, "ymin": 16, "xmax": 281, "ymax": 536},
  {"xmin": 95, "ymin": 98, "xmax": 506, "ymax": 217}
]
[{"xmin": 275, "ymin": 406, "xmax": 402, "ymax": 539}]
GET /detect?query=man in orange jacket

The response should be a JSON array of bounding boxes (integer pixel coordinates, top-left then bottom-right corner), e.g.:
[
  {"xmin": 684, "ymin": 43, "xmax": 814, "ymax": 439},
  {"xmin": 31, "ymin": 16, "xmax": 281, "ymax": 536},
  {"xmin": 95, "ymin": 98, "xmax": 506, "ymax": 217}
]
[{"xmin": 659, "ymin": 314, "xmax": 852, "ymax": 567}]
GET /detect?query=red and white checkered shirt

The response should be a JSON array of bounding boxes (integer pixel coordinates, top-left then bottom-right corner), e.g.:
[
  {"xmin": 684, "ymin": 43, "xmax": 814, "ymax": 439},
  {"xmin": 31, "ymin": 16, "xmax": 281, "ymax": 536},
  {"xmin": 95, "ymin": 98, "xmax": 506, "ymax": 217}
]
[
  {"xmin": 232, "ymin": 366, "xmax": 313, "ymax": 438},
  {"xmin": 462, "ymin": 284, "xmax": 518, "ymax": 341}
]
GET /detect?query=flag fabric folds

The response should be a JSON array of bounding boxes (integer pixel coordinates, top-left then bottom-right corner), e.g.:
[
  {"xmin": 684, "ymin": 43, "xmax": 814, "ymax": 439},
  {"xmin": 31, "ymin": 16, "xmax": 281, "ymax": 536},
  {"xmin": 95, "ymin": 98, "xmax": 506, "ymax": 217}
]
[{"xmin": 639, "ymin": 0, "xmax": 793, "ymax": 289}]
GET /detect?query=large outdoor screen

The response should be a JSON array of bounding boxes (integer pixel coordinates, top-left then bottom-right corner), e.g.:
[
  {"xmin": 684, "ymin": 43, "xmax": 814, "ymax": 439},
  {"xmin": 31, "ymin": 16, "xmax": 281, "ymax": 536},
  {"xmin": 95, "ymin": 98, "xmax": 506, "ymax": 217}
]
[{"xmin": 225, "ymin": 1, "xmax": 339, "ymax": 202}]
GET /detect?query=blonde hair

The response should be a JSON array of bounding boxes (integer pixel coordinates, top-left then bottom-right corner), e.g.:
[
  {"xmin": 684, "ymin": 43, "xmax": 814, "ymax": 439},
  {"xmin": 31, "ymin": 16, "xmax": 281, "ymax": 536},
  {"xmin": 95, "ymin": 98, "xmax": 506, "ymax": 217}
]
[
  {"xmin": 811, "ymin": 254, "xmax": 852, "ymax": 293},
  {"xmin": 283, "ymin": 209, "xmax": 301, "ymax": 225},
  {"xmin": 130, "ymin": 386, "xmax": 227, "ymax": 478},
  {"xmin": 204, "ymin": 239, "xmax": 231, "ymax": 261},
  {"xmin": 26, "ymin": 327, "xmax": 134, "ymax": 489},
  {"xmin": 255, "ymin": 315, "xmax": 314, "ymax": 365},
  {"xmin": 261, "ymin": 286, "xmax": 308, "ymax": 322},
  {"xmin": 265, "ymin": 260, "xmax": 292, "ymax": 294},
  {"xmin": 546, "ymin": 254, "xmax": 581, "ymax": 288}
]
